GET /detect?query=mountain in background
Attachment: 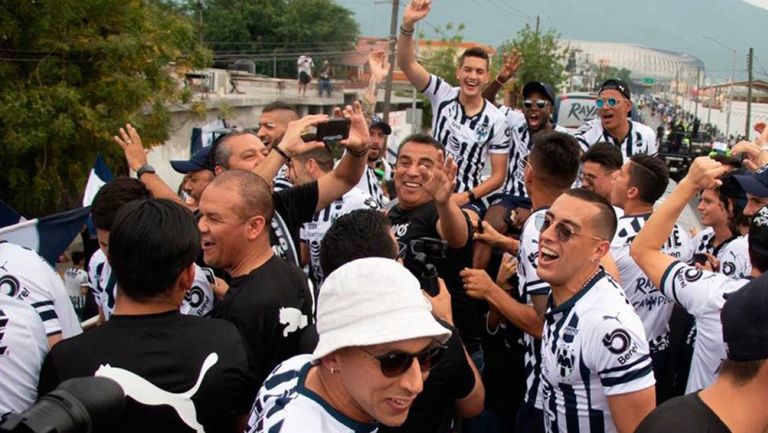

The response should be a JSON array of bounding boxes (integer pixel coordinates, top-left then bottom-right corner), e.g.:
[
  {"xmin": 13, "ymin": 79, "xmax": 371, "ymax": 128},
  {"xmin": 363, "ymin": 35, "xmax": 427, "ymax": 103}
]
[{"xmin": 337, "ymin": 0, "xmax": 767, "ymax": 83}]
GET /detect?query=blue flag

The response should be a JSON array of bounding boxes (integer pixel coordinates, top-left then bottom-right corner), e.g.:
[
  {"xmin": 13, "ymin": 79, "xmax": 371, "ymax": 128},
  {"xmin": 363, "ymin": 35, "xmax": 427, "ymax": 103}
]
[{"xmin": 0, "ymin": 206, "xmax": 91, "ymax": 265}]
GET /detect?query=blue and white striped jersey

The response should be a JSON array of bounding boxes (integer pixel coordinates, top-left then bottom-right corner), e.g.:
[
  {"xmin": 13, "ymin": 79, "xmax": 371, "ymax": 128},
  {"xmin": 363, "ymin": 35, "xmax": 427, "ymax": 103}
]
[
  {"xmin": 354, "ymin": 166, "xmax": 388, "ymax": 209},
  {"xmin": 691, "ymin": 229, "xmax": 751, "ymax": 280},
  {"xmin": 422, "ymin": 74, "xmax": 511, "ymax": 193},
  {"xmin": 574, "ymin": 119, "xmax": 657, "ymax": 161},
  {"xmin": 540, "ymin": 270, "xmax": 655, "ymax": 433},
  {"xmin": 517, "ymin": 208, "xmax": 550, "ymax": 409},
  {"xmin": 247, "ymin": 354, "xmax": 379, "ymax": 433},
  {"xmin": 659, "ymin": 261, "xmax": 748, "ymax": 393},
  {"xmin": 273, "ymin": 164, "xmax": 293, "ymax": 192},
  {"xmin": 502, "ymin": 123, "xmax": 569, "ymax": 197},
  {"xmin": 611, "ymin": 213, "xmax": 693, "ymax": 352},
  {"xmin": 0, "ymin": 242, "xmax": 81, "ymax": 339}
]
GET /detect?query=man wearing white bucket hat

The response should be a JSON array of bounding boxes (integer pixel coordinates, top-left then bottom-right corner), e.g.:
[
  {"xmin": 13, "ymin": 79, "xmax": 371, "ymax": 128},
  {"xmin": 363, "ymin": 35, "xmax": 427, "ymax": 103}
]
[{"xmin": 246, "ymin": 257, "xmax": 452, "ymax": 433}]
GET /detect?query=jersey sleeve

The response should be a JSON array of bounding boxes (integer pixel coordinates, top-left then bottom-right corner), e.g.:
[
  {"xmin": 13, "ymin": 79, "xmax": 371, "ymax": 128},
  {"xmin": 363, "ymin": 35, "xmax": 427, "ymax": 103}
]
[
  {"xmin": 488, "ymin": 114, "xmax": 512, "ymax": 155},
  {"xmin": 421, "ymin": 74, "xmax": 458, "ymax": 104},
  {"xmin": 573, "ymin": 120, "xmax": 598, "ymax": 153},
  {"xmin": 180, "ymin": 265, "xmax": 216, "ymax": 317},
  {"xmin": 644, "ymin": 128, "xmax": 658, "ymax": 156},
  {"xmin": 586, "ymin": 309, "xmax": 655, "ymax": 396},
  {"xmin": 659, "ymin": 260, "xmax": 728, "ymax": 317}
]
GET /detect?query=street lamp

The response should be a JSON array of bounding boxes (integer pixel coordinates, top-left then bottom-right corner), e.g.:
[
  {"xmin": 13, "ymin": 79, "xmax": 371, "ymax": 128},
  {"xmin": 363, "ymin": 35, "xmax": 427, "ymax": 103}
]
[{"xmin": 704, "ymin": 35, "xmax": 737, "ymax": 141}]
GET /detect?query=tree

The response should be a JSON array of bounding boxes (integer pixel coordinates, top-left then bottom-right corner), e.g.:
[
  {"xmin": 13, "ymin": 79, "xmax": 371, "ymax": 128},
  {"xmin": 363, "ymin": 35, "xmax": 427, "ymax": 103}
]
[
  {"xmin": 595, "ymin": 65, "xmax": 633, "ymax": 88},
  {"xmin": 419, "ymin": 22, "xmax": 466, "ymax": 87},
  {"xmin": 496, "ymin": 24, "xmax": 569, "ymax": 107},
  {"xmin": 0, "ymin": 0, "xmax": 210, "ymax": 216}
]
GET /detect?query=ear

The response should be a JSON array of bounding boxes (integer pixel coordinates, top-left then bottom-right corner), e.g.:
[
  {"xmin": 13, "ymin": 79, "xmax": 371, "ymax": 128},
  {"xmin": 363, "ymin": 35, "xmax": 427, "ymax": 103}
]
[
  {"xmin": 214, "ymin": 165, "xmax": 224, "ymax": 176},
  {"xmin": 321, "ymin": 350, "xmax": 345, "ymax": 373},
  {"xmin": 245, "ymin": 215, "xmax": 267, "ymax": 241},
  {"xmin": 626, "ymin": 185, "xmax": 640, "ymax": 201},
  {"xmin": 174, "ymin": 264, "xmax": 196, "ymax": 304},
  {"xmin": 593, "ymin": 239, "xmax": 611, "ymax": 262}
]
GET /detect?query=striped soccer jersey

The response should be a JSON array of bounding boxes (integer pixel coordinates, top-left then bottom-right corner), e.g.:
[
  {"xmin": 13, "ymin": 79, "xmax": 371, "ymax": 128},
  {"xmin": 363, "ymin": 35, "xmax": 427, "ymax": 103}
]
[
  {"xmin": 502, "ymin": 122, "xmax": 569, "ymax": 197},
  {"xmin": 691, "ymin": 229, "xmax": 751, "ymax": 280},
  {"xmin": 422, "ymin": 74, "xmax": 511, "ymax": 193},
  {"xmin": 659, "ymin": 260, "xmax": 748, "ymax": 393},
  {"xmin": 247, "ymin": 354, "xmax": 379, "ymax": 433},
  {"xmin": 574, "ymin": 119, "xmax": 657, "ymax": 161},
  {"xmin": 611, "ymin": 213, "xmax": 693, "ymax": 352},
  {"xmin": 540, "ymin": 270, "xmax": 655, "ymax": 433},
  {"xmin": 354, "ymin": 166, "xmax": 387, "ymax": 210}
]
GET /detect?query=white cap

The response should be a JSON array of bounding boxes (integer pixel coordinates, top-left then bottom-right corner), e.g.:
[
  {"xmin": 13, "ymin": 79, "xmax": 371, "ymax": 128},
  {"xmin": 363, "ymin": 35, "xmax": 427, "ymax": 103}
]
[{"xmin": 311, "ymin": 257, "xmax": 452, "ymax": 361}]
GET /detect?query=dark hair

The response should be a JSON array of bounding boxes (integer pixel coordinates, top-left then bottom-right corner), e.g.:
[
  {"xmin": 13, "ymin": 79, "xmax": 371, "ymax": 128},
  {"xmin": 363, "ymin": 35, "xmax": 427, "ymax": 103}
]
[
  {"xmin": 208, "ymin": 170, "xmax": 274, "ymax": 223},
  {"xmin": 295, "ymin": 147, "xmax": 334, "ymax": 172},
  {"xmin": 582, "ymin": 142, "xmax": 623, "ymax": 172},
  {"xmin": 719, "ymin": 359, "xmax": 766, "ymax": 386},
  {"xmin": 211, "ymin": 131, "xmax": 259, "ymax": 169},
  {"xmin": 396, "ymin": 133, "xmax": 445, "ymax": 158},
  {"xmin": 262, "ymin": 101, "xmax": 299, "ymax": 117},
  {"xmin": 563, "ymin": 188, "xmax": 618, "ymax": 240},
  {"xmin": 458, "ymin": 46, "xmax": 490, "ymax": 69},
  {"xmin": 320, "ymin": 209, "xmax": 397, "ymax": 276},
  {"xmin": 628, "ymin": 154, "xmax": 669, "ymax": 204},
  {"xmin": 92, "ymin": 177, "xmax": 151, "ymax": 231},
  {"xmin": 108, "ymin": 199, "xmax": 200, "ymax": 301},
  {"xmin": 71, "ymin": 251, "xmax": 85, "ymax": 266},
  {"xmin": 749, "ymin": 247, "xmax": 768, "ymax": 274},
  {"xmin": 530, "ymin": 131, "xmax": 581, "ymax": 189}
]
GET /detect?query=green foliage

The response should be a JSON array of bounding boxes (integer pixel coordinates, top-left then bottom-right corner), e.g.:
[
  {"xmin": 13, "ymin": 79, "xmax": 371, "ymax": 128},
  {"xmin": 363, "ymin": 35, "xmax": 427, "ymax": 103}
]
[
  {"xmin": 196, "ymin": 0, "xmax": 359, "ymax": 78},
  {"xmin": 595, "ymin": 66, "xmax": 633, "ymax": 88},
  {"xmin": 0, "ymin": 0, "xmax": 210, "ymax": 216},
  {"xmin": 418, "ymin": 22, "xmax": 465, "ymax": 88},
  {"xmin": 497, "ymin": 24, "xmax": 569, "ymax": 107}
]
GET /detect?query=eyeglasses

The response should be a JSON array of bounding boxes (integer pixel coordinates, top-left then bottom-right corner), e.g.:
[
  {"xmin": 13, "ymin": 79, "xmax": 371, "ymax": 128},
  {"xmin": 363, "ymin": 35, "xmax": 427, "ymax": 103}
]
[
  {"xmin": 523, "ymin": 99, "xmax": 549, "ymax": 110},
  {"xmin": 535, "ymin": 213, "xmax": 604, "ymax": 243},
  {"xmin": 357, "ymin": 345, "xmax": 446, "ymax": 378},
  {"xmin": 595, "ymin": 97, "xmax": 627, "ymax": 108}
]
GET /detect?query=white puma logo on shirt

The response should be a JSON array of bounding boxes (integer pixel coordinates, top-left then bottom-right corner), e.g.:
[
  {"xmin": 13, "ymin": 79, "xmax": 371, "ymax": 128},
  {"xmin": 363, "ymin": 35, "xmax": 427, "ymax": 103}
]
[
  {"xmin": 95, "ymin": 353, "xmax": 218, "ymax": 433},
  {"xmin": 279, "ymin": 307, "xmax": 308, "ymax": 337}
]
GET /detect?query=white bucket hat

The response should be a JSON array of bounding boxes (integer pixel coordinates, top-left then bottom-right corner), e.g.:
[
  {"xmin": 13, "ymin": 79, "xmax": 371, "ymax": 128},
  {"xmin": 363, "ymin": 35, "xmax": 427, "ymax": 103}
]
[{"xmin": 311, "ymin": 257, "xmax": 451, "ymax": 361}]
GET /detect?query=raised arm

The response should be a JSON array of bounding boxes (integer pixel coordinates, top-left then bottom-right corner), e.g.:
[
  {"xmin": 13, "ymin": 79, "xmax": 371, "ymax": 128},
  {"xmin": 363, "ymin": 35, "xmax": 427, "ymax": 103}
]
[
  {"xmin": 482, "ymin": 49, "xmax": 522, "ymax": 104},
  {"xmin": 397, "ymin": 0, "xmax": 432, "ymax": 92},
  {"xmin": 362, "ymin": 50, "xmax": 389, "ymax": 124},
  {"xmin": 630, "ymin": 157, "xmax": 727, "ymax": 287},
  {"xmin": 252, "ymin": 114, "xmax": 329, "ymax": 184},
  {"xmin": 421, "ymin": 155, "xmax": 469, "ymax": 248}
]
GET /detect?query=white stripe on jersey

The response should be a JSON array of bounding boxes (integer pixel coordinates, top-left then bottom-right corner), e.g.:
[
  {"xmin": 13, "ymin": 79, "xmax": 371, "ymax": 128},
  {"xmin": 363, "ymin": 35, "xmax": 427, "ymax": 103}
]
[
  {"xmin": 354, "ymin": 166, "xmax": 387, "ymax": 209},
  {"xmin": 247, "ymin": 354, "xmax": 379, "ymax": 433},
  {"xmin": 659, "ymin": 261, "xmax": 748, "ymax": 393},
  {"xmin": 0, "ymin": 295, "xmax": 48, "ymax": 416},
  {"xmin": 300, "ymin": 188, "xmax": 378, "ymax": 287},
  {"xmin": 574, "ymin": 119, "xmax": 657, "ymax": 161},
  {"xmin": 502, "ymin": 123, "xmax": 569, "ymax": 197},
  {"xmin": 517, "ymin": 208, "xmax": 550, "ymax": 409},
  {"xmin": 0, "ymin": 242, "xmax": 81, "ymax": 338},
  {"xmin": 691, "ymin": 229, "xmax": 751, "ymax": 280},
  {"xmin": 611, "ymin": 213, "xmax": 693, "ymax": 351},
  {"xmin": 423, "ymin": 74, "xmax": 511, "ymax": 193},
  {"xmin": 540, "ymin": 270, "xmax": 655, "ymax": 433},
  {"xmin": 273, "ymin": 164, "xmax": 293, "ymax": 192}
]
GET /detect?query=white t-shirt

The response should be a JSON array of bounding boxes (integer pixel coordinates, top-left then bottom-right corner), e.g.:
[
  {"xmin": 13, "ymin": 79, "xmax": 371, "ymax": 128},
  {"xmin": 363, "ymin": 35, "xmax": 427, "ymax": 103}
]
[
  {"xmin": 422, "ymin": 74, "xmax": 511, "ymax": 193},
  {"xmin": 574, "ymin": 119, "xmax": 658, "ymax": 161},
  {"xmin": 297, "ymin": 55, "xmax": 314, "ymax": 76},
  {"xmin": 0, "ymin": 242, "xmax": 82, "ymax": 339},
  {"xmin": 63, "ymin": 267, "xmax": 89, "ymax": 298},
  {"xmin": 88, "ymin": 249, "xmax": 216, "ymax": 320},
  {"xmin": 300, "ymin": 188, "xmax": 378, "ymax": 288},
  {"xmin": 611, "ymin": 213, "xmax": 693, "ymax": 352},
  {"xmin": 0, "ymin": 295, "xmax": 48, "ymax": 416},
  {"xmin": 517, "ymin": 208, "xmax": 550, "ymax": 409},
  {"xmin": 247, "ymin": 354, "xmax": 379, "ymax": 433},
  {"xmin": 354, "ymin": 166, "xmax": 388, "ymax": 209},
  {"xmin": 503, "ymin": 123, "xmax": 569, "ymax": 197},
  {"xmin": 540, "ymin": 270, "xmax": 655, "ymax": 433},
  {"xmin": 659, "ymin": 260, "xmax": 748, "ymax": 393}
]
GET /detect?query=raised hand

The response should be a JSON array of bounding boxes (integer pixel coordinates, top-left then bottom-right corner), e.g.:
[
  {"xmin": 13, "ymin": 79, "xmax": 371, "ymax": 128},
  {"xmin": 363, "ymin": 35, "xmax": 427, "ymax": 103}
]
[
  {"xmin": 113, "ymin": 124, "xmax": 148, "ymax": 172},
  {"xmin": 402, "ymin": 0, "xmax": 431, "ymax": 27},
  {"xmin": 336, "ymin": 101, "xmax": 371, "ymax": 155},
  {"xmin": 421, "ymin": 155, "xmax": 457, "ymax": 204},
  {"xmin": 473, "ymin": 221, "xmax": 508, "ymax": 247},
  {"xmin": 277, "ymin": 114, "xmax": 329, "ymax": 156},
  {"xmin": 460, "ymin": 268, "xmax": 497, "ymax": 301},
  {"xmin": 495, "ymin": 253, "xmax": 518, "ymax": 287},
  {"xmin": 497, "ymin": 49, "xmax": 523, "ymax": 82},
  {"xmin": 368, "ymin": 50, "xmax": 389, "ymax": 82},
  {"xmin": 683, "ymin": 156, "xmax": 727, "ymax": 190}
]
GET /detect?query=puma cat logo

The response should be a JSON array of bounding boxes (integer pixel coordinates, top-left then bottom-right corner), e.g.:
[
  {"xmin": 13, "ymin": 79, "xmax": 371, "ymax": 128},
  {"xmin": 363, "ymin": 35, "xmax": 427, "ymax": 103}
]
[
  {"xmin": 95, "ymin": 353, "xmax": 218, "ymax": 433},
  {"xmin": 602, "ymin": 312, "xmax": 622, "ymax": 324},
  {"xmin": 279, "ymin": 307, "xmax": 308, "ymax": 337}
]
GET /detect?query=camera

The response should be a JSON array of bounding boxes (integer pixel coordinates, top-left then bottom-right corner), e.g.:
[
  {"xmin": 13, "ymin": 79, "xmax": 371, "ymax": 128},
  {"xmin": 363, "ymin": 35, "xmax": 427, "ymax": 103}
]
[{"xmin": 403, "ymin": 238, "xmax": 447, "ymax": 297}]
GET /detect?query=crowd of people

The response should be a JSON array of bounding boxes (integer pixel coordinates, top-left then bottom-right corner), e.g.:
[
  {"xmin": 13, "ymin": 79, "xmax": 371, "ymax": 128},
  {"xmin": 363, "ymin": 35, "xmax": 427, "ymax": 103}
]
[{"xmin": 3, "ymin": 1, "xmax": 768, "ymax": 432}]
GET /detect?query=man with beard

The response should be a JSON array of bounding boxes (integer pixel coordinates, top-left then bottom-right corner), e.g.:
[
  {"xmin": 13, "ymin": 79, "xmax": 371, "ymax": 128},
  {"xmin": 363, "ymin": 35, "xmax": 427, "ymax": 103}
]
[{"xmin": 257, "ymin": 101, "xmax": 300, "ymax": 192}]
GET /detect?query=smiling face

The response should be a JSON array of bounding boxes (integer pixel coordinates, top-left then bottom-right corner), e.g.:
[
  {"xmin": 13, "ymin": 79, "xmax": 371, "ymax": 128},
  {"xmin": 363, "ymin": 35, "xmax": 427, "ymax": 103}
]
[
  {"xmin": 257, "ymin": 110, "xmax": 291, "ymax": 151},
  {"xmin": 183, "ymin": 169, "xmax": 215, "ymax": 203},
  {"xmin": 394, "ymin": 141, "xmax": 444, "ymax": 210},
  {"xmin": 222, "ymin": 134, "xmax": 268, "ymax": 172},
  {"xmin": 332, "ymin": 337, "xmax": 432, "ymax": 426},
  {"xmin": 581, "ymin": 161, "xmax": 617, "ymax": 201},
  {"xmin": 455, "ymin": 55, "xmax": 489, "ymax": 99},
  {"xmin": 698, "ymin": 189, "xmax": 729, "ymax": 228},
  {"xmin": 597, "ymin": 89, "xmax": 632, "ymax": 132},
  {"xmin": 523, "ymin": 90, "xmax": 553, "ymax": 132}
]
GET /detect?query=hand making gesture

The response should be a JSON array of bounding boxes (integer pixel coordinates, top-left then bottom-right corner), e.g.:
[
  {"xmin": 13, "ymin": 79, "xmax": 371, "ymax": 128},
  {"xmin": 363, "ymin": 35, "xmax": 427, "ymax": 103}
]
[{"xmin": 421, "ymin": 154, "xmax": 458, "ymax": 205}]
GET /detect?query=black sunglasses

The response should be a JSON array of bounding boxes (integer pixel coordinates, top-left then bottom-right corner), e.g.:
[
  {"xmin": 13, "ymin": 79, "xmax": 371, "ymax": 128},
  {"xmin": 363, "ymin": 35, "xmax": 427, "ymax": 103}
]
[
  {"xmin": 358, "ymin": 345, "xmax": 446, "ymax": 378},
  {"xmin": 523, "ymin": 99, "xmax": 549, "ymax": 110},
  {"xmin": 534, "ymin": 213, "xmax": 603, "ymax": 243}
]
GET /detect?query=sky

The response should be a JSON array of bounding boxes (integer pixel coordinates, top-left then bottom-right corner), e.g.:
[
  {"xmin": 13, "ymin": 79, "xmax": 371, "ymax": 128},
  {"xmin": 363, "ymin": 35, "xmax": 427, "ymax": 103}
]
[{"xmin": 336, "ymin": 0, "xmax": 768, "ymax": 83}]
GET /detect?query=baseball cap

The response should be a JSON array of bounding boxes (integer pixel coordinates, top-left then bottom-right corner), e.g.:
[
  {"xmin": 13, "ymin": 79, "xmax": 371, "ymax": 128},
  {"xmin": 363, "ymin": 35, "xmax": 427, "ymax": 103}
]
[
  {"xmin": 721, "ymin": 270, "xmax": 768, "ymax": 361},
  {"xmin": 170, "ymin": 146, "xmax": 214, "ymax": 174},
  {"xmin": 523, "ymin": 81, "xmax": 556, "ymax": 105},
  {"xmin": 369, "ymin": 114, "xmax": 392, "ymax": 135},
  {"xmin": 311, "ymin": 257, "xmax": 451, "ymax": 361},
  {"xmin": 733, "ymin": 166, "xmax": 768, "ymax": 198},
  {"xmin": 748, "ymin": 205, "xmax": 768, "ymax": 257},
  {"xmin": 599, "ymin": 78, "xmax": 631, "ymax": 100}
]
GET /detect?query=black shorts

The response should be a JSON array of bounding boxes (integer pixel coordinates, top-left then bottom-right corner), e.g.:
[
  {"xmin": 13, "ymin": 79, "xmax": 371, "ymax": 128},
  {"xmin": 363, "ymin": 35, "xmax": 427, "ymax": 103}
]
[{"xmin": 299, "ymin": 71, "xmax": 311, "ymax": 84}]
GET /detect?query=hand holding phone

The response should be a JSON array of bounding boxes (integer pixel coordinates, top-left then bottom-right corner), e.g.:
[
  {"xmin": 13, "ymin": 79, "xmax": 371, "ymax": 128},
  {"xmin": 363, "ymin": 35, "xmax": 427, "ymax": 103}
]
[{"xmin": 315, "ymin": 118, "xmax": 350, "ymax": 143}]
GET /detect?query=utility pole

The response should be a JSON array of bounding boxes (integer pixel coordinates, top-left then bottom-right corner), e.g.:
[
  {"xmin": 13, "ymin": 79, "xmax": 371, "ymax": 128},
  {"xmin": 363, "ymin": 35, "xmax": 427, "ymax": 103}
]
[
  {"xmin": 746, "ymin": 47, "xmax": 754, "ymax": 139},
  {"xmin": 694, "ymin": 68, "xmax": 701, "ymax": 120},
  {"xmin": 197, "ymin": 0, "xmax": 204, "ymax": 44},
  {"xmin": 535, "ymin": 15, "xmax": 540, "ymax": 35},
  {"xmin": 383, "ymin": 0, "xmax": 399, "ymax": 123}
]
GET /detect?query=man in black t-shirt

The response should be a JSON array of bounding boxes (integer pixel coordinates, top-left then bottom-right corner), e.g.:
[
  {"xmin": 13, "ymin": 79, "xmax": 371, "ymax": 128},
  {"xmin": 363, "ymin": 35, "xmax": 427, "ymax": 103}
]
[
  {"xmin": 636, "ymin": 273, "xmax": 768, "ymax": 433},
  {"xmin": 38, "ymin": 199, "xmax": 255, "ymax": 433},
  {"xmin": 199, "ymin": 171, "xmax": 314, "ymax": 386},
  {"xmin": 386, "ymin": 133, "xmax": 481, "ymax": 364}
]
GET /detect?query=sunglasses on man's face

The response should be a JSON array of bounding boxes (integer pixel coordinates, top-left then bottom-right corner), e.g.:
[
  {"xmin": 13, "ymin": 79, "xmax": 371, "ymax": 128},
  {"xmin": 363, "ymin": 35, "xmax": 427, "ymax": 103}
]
[
  {"xmin": 595, "ymin": 97, "xmax": 626, "ymax": 108},
  {"xmin": 534, "ymin": 213, "xmax": 603, "ymax": 243},
  {"xmin": 523, "ymin": 99, "xmax": 549, "ymax": 110},
  {"xmin": 358, "ymin": 345, "xmax": 446, "ymax": 378}
]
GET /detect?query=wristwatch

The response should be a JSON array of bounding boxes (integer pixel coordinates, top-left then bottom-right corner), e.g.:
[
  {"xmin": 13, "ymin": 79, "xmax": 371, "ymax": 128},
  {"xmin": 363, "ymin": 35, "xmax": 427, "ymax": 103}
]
[{"xmin": 136, "ymin": 164, "xmax": 156, "ymax": 179}]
